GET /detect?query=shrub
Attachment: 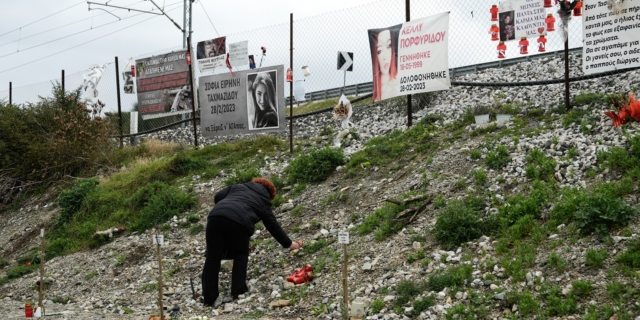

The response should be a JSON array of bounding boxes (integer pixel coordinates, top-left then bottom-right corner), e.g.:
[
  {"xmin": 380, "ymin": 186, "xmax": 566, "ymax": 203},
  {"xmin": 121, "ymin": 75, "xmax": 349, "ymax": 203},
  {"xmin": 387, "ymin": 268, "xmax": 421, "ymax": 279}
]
[
  {"xmin": 370, "ymin": 299, "xmax": 384, "ymax": 314},
  {"xmin": 548, "ymin": 252, "xmax": 568, "ymax": 273},
  {"xmin": 574, "ymin": 193, "xmax": 635, "ymax": 237},
  {"xmin": 585, "ymin": 248, "xmax": 607, "ymax": 269},
  {"xmin": 485, "ymin": 145, "xmax": 510, "ymax": 170},
  {"xmin": 542, "ymin": 284, "xmax": 577, "ymax": 316},
  {"xmin": 473, "ymin": 168, "xmax": 487, "ymax": 187},
  {"xmin": 426, "ymin": 264, "xmax": 473, "ymax": 292},
  {"xmin": 525, "ymin": 149, "xmax": 556, "ymax": 181},
  {"xmin": 412, "ymin": 297, "xmax": 435, "ymax": 316},
  {"xmin": 518, "ymin": 291, "xmax": 540, "ymax": 316},
  {"xmin": 616, "ymin": 239, "xmax": 640, "ymax": 268},
  {"xmin": 127, "ymin": 182, "xmax": 197, "ymax": 232},
  {"xmin": 0, "ymin": 86, "xmax": 115, "ymax": 199},
  {"xmin": 432, "ymin": 200, "xmax": 484, "ymax": 249},
  {"xmin": 571, "ymin": 280, "xmax": 593, "ymax": 298},
  {"xmin": 469, "ymin": 149, "xmax": 481, "ymax": 160},
  {"xmin": 394, "ymin": 280, "xmax": 424, "ymax": 307},
  {"xmin": 287, "ymin": 147, "xmax": 344, "ymax": 183},
  {"xmin": 57, "ymin": 178, "xmax": 99, "ymax": 225},
  {"xmin": 358, "ymin": 202, "xmax": 406, "ymax": 241},
  {"xmin": 223, "ymin": 167, "xmax": 261, "ymax": 186}
]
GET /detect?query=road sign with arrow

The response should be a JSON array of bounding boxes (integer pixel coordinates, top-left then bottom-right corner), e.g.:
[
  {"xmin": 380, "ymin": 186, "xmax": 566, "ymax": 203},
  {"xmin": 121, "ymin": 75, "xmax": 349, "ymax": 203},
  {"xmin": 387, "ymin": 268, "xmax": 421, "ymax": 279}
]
[{"xmin": 337, "ymin": 51, "xmax": 353, "ymax": 72}]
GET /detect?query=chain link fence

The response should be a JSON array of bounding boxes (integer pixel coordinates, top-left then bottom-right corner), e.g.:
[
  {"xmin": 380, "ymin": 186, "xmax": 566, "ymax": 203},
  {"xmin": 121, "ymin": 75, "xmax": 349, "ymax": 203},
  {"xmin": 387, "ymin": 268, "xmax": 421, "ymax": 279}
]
[{"xmin": 1, "ymin": 0, "xmax": 636, "ymax": 140}]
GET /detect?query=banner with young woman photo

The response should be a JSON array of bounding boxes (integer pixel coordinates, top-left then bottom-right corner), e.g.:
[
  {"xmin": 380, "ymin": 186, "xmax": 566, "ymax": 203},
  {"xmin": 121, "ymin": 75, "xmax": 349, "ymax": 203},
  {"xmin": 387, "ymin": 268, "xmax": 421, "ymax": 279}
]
[
  {"xmin": 368, "ymin": 12, "xmax": 450, "ymax": 103},
  {"xmin": 198, "ymin": 65, "xmax": 286, "ymax": 137}
]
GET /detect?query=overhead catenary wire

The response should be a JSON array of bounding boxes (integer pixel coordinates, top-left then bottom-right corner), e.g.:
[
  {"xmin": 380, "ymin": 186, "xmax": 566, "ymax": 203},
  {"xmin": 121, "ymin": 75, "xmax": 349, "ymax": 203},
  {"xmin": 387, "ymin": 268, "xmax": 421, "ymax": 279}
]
[
  {"xmin": 0, "ymin": 5, "xmax": 182, "ymax": 74},
  {"xmin": 198, "ymin": 0, "xmax": 219, "ymax": 37},
  {"xmin": 0, "ymin": 1, "xmax": 183, "ymax": 59},
  {"xmin": 0, "ymin": 0, "xmax": 149, "ymax": 48},
  {"xmin": 0, "ymin": 0, "xmax": 86, "ymax": 38}
]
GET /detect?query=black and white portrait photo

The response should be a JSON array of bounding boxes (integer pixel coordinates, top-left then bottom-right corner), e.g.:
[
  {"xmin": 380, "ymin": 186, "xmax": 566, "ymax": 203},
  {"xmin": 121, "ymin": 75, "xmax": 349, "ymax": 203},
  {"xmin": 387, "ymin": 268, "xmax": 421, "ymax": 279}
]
[
  {"xmin": 161, "ymin": 85, "xmax": 193, "ymax": 113},
  {"xmin": 247, "ymin": 71, "xmax": 278, "ymax": 130},
  {"xmin": 499, "ymin": 11, "xmax": 515, "ymax": 41}
]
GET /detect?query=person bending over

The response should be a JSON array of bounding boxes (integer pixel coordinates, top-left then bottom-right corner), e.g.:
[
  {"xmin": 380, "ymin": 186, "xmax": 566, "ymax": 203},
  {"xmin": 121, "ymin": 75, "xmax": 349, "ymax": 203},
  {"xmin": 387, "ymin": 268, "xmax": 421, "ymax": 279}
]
[{"xmin": 201, "ymin": 178, "xmax": 302, "ymax": 306}]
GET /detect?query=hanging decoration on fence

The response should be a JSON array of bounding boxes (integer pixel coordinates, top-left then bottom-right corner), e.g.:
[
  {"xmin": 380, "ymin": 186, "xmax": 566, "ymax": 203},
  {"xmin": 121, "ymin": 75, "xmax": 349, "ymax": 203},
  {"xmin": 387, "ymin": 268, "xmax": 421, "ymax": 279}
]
[
  {"xmin": 490, "ymin": 5, "xmax": 500, "ymax": 21},
  {"xmin": 294, "ymin": 80, "xmax": 306, "ymax": 102},
  {"xmin": 198, "ymin": 65, "xmax": 286, "ymax": 137},
  {"xmin": 545, "ymin": 14, "xmax": 556, "ymax": 32},
  {"xmin": 228, "ymin": 41, "xmax": 249, "ymax": 68},
  {"xmin": 82, "ymin": 64, "xmax": 107, "ymax": 100},
  {"xmin": 333, "ymin": 94, "xmax": 353, "ymax": 130},
  {"xmin": 367, "ymin": 12, "xmax": 451, "ymax": 103},
  {"xmin": 582, "ymin": 0, "xmax": 640, "ymax": 75},
  {"xmin": 498, "ymin": 0, "xmax": 547, "ymax": 42},
  {"xmin": 135, "ymin": 49, "xmax": 197, "ymax": 120},
  {"xmin": 556, "ymin": 0, "xmax": 581, "ymax": 41},
  {"xmin": 249, "ymin": 55, "xmax": 256, "ymax": 69},
  {"xmin": 259, "ymin": 47, "xmax": 267, "ymax": 68},
  {"xmin": 196, "ymin": 36, "xmax": 227, "ymax": 72},
  {"xmin": 122, "ymin": 58, "xmax": 135, "ymax": 94},
  {"xmin": 489, "ymin": 24, "xmax": 500, "ymax": 41},
  {"xmin": 519, "ymin": 37, "xmax": 530, "ymax": 54}
]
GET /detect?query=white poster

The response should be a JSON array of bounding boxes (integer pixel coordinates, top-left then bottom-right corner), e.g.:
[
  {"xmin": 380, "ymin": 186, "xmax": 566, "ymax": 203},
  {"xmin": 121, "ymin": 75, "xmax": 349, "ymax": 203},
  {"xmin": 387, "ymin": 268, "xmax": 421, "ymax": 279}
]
[
  {"xmin": 83, "ymin": 64, "xmax": 107, "ymax": 100},
  {"xmin": 368, "ymin": 12, "xmax": 450, "ymax": 102},
  {"xmin": 130, "ymin": 111, "xmax": 138, "ymax": 135},
  {"xmin": 499, "ymin": 0, "xmax": 547, "ymax": 42},
  {"xmin": 582, "ymin": 0, "xmax": 640, "ymax": 75},
  {"xmin": 229, "ymin": 41, "xmax": 249, "ymax": 67},
  {"xmin": 196, "ymin": 36, "xmax": 227, "ymax": 72},
  {"xmin": 122, "ymin": 71, "xmax": 134, "ymax": 94}
]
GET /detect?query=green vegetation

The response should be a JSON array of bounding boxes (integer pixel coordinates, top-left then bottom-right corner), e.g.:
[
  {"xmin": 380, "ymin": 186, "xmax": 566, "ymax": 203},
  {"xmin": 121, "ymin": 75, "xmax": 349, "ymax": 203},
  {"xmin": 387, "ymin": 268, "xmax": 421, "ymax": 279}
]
[
  {"xmin": 370, "ymin": 299, "xmax": 384, "ymax": 314},
  {"xmin": 485, "ymin": 145, "xmax": 510, "ymax": 170},
  {"xmin": 427, "ymin": 264, "xmax": 473, "ymax": 292},
  {"xmin": 548, "ymin": 252, "xmax": 569, "ymax": 273},
  {"xmin": 347, "ymin": 123, "xmax": 438, "ymax": 173},
  {"xmin": 286, "ymin": 147, "xmax": 345, "ymax": 183},
  {"xmin": 585, "ymin": 248, "xmax": 608, "ymax": 269},
  {"xmin": 394, "ymin": 280, "xmax": 425, "ymax": 309},
  {"xmin": 571, "ymin": 280, "xmax": 593, "ymax": 298},
  {"xmin": 358, "ymin": 195, "xmax": 419, "ymax": 241},
  {"xmin": 432, "ymin": 199, "xmax": 486, "ymax": 249},
  {"xmin": 616, "ymin": 239, "xmax": 640, "ymax": 268},
  {"xmin": 473, "ymin": 168, "xmax": 487, "ymax": 187},
  {"xmin": 291, "ymin": 95, "xmax": 372, "ymax": 115},
  {"xmin": 525, "ymin": 149, "xmax": 556, "ymax": 181}
]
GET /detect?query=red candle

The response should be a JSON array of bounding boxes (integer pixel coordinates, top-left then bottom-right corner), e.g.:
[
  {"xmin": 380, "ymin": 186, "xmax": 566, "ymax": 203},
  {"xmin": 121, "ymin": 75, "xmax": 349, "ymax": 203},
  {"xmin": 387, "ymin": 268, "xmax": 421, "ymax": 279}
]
[
  {"xmin": 544, "ymin": 0, "xmax": 553, "ymax": 8},
  {"xmin": 545, "ymin": 14, "xmax": 556, "ymax": 32},
  {"xmin": 489, "ymin": 24, "xmax": 500, "ymax": 41},
  {"xmin": 537, "ymin": 35, "xmax": 547, "ymax": 52},
  {"xmin": 573, "ymin": 0, "xmax": 583, "ymax": 16},
  {"xmin": 25, "ymin": 302, "xmax": 33, "ymax": 318},
  {"xmin": 131, "ymin": 65, "xmax": 135, "ymax": 77},
  {"xmin": 490, "ymin": 5, "xmax": 499, "ymax": 21},
  {"xmin": 286, "ymin": 68, "xmax": 293, "ymax": 82},
  {"xmin": 519, "ymin": 37, "xmax": 530, "ymax": 55},
  {"xmin": 497, "ymin": 41, "xmax": 507, "ymax": 59}
]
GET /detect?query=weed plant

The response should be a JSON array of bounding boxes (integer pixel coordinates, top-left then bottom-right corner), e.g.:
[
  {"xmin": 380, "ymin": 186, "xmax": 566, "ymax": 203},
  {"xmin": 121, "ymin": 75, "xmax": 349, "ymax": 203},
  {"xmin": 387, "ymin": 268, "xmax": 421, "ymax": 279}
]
[
  {"xmin": 485, "ymin": 145, "xmax": 510, "ymax": 170},
  {"xmin": 426, "ymin": 264, "xmax": 473, "ymax": 291},
  {"xmin": 286, "ymin": 147, "xmax": 344, "ymax": 183},
  {"xmin": 616, "ymin": 239, "xmax": 640, "ymax": 268},
  {"xmin": 585, "ymin": 248, "xmax": 608, "ymax": 269},
  {"xmin": 432, "ymin": 199, "xmax": 485, "ymax": 249}
]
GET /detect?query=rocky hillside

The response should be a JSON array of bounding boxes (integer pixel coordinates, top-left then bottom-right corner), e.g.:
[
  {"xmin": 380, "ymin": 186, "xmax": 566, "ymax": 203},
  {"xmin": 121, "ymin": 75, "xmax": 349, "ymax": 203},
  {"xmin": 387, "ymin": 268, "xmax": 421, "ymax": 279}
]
[{"xmin": 1, "ymin": 52, "xmax": 640, "ymax": 320}]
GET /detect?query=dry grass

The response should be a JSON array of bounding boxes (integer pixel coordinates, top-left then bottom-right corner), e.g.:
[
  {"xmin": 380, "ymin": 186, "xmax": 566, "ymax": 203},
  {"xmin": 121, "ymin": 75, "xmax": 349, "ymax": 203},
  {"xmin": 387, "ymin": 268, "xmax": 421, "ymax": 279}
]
[
  {"xmin": 292, "ymin": 96, "xmax": 373, "ymax": 115},
  {"xmin": 142, "ymin": 139, "xmax": 181, "ymax": 156}
]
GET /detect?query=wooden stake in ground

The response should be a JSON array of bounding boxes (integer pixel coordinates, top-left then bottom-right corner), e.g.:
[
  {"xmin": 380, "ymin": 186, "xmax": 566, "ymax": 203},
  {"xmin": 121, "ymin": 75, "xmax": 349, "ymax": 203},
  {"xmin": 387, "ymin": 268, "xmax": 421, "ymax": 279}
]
[
  {"xmin": 338, "ymin": 231, "xmax": 349, "ymax": 319},
  {"xmin": 38, "ymin": 228, "xmax": 45, "ymax": 317},
  {"xmin": 154, "ymin": 234, "xmax": 165, "ymax": 320}
]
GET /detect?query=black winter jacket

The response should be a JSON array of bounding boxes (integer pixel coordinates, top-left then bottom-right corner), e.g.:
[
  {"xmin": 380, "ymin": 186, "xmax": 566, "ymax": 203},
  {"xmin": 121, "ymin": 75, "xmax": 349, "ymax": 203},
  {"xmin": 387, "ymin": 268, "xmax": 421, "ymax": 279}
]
[{"xmin": 209, "ymin": 182, "xmax": 292, "ymax": 248}]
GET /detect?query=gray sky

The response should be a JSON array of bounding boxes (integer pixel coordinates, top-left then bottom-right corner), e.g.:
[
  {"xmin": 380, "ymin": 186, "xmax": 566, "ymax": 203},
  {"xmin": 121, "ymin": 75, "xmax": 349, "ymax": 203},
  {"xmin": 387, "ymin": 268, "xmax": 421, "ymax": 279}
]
[{"xmin": 0, "ymin": 0, "xmax": 584, "ymax": 111}]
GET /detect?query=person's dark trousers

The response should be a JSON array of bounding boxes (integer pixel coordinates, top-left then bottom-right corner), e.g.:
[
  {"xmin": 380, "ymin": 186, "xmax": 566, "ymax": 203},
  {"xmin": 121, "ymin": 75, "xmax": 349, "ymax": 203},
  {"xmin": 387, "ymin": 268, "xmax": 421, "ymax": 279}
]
[{"xmin": 201, "ymin": 216, "xmax": 250, "ymax": 305}]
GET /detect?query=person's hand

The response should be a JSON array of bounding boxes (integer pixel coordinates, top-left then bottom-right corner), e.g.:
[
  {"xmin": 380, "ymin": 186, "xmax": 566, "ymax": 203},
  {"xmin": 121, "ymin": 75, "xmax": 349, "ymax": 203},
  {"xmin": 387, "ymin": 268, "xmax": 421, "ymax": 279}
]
[{"xmin": 289, "ymin": 241, "xmax": 303, "ymax": 250}]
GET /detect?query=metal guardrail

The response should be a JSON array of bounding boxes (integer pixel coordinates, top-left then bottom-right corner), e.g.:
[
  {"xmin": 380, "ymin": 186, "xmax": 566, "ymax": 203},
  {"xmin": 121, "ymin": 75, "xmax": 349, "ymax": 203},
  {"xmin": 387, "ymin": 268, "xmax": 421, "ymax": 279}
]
[{"xmin": 286, "ymin": 47, "xmax": 584, "ymax": 105}]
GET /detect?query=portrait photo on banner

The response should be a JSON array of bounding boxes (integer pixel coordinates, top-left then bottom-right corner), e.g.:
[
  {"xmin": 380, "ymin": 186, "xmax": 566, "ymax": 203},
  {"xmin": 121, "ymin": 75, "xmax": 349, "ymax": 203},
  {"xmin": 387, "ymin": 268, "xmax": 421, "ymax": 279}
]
[
  {"xmin": 499, "ymin": 11, "xmax": 515, "ymax": 41},
  {"xmin": 247, "ymin": 70, "xmax": 279, "ymax": 130},
  {"xmin": 197, "ymin": 37, "xmax": 227, "ymax": 59},
  {"xmin": 368, "ymin": 23, "xmax": 402, "ymax": 102}
]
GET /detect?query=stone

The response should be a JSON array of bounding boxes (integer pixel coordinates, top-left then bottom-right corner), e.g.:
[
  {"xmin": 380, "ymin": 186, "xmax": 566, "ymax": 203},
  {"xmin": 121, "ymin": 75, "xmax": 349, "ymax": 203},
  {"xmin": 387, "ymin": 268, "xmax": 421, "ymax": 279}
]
[
  {"xmin": 270, "ymin": 299, "xmax": 290, "ymax": 308},
  {"xmin": 494, "ymin": 292, "xmax": 506, "ymax": 300},
  {"xmin": 383, "ymin": 295, "xmax": 395, "ymax": 302},
  {"xmin": 220, "ymin": 260, "xmax": 233, "ymax": 272}
]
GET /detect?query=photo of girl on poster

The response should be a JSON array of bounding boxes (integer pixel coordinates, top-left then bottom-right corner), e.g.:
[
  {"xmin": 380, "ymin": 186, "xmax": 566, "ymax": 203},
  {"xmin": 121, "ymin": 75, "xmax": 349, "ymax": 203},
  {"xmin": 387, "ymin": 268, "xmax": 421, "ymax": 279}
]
[
  {"xmin": 247, "ymin": 71, "xmax": 279, "ymax": 130},
  {"xmin": 368, "ymin": 24, "xmax": 401, "ymax": 102},
  {"xmin": 499, "ymin": 11, "xmax": 515, "ymax": 41}
]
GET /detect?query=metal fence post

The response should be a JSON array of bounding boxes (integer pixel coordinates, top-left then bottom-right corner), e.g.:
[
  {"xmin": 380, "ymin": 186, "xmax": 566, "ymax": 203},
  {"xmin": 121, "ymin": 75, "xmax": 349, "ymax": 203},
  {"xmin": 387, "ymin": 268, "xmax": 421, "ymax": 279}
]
[
  {"xmin": 289, "ymin": 13, "xmax": 294, "ymax": 154},
  {"xmin": 61, "ymin": 70, "xmax": 65, "ymax": 93},
  {"xmin": 564, "ymin": 39, "xmax": 571, "ymax": 110},
  {"xmin": 187, "ymin": 36, "xmax": 199, "ymax": 149},
  {"xmin": 115, "ymin": 57, "xmax": 124, "ymax": 148},
  {"xmin": 406, "ymin": 0, "xmax": 412, "ymax": 127},
  {"xmin": 9, "ymin": 82, "xmax": 11, "ymax": 105}
]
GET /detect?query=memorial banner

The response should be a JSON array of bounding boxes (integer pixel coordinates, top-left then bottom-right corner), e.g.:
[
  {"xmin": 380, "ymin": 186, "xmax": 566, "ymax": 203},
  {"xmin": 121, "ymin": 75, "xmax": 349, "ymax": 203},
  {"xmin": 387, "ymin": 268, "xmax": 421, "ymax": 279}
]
[
  {"xmin": 135, "ymin": 50, "xmax": 196, "ymax": 120},
  {"xmin": 498, "ymin": 0, "xmax": 547, "ymax": 42},
  {"xmin": 582, "ymin": 0, "xmax": 640, "ymax": 74},
  {"xmin": 199, "ymin": 65, "xmax": 286, "ymax": 137},
  {"xmin": 228, "ymin": 41, "xmax": 249, "ymax": 67},
  {"xmin": 367, "ymin": 12, "xmax": 450, "ymax": 103}
]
